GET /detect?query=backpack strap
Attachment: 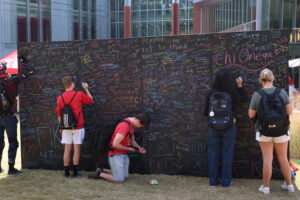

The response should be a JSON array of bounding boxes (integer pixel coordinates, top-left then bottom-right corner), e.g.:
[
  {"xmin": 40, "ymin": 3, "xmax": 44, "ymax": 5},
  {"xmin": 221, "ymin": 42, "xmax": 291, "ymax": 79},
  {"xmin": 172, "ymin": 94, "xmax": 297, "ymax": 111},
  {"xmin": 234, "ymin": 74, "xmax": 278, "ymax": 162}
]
[
  {"xmin": 273, "ymin": 87, "xmax": 282, "ymax": 97},
  {"xmin": 61, "ymin": 91, "xmax": 77, "ymax": 105},
  {"xmin": 120, "ymin": 120, "xmax": 132, "ymax": 137}
]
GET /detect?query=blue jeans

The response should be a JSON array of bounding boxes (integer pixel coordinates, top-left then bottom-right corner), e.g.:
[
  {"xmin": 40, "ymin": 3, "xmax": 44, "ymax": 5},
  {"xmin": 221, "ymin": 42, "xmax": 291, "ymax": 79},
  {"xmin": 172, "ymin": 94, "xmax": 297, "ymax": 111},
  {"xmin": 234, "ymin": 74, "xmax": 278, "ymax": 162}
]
[
  {"xmin": 208, "ymin": 123, "xmax": 237, "ymax": 187},
  {"xmin": 108, "ymin": 154, "xmax": 129, "ymax": 182},
  {"xmin": 0, "ymin": 114, "xmax": 19, "ymax": 164}
]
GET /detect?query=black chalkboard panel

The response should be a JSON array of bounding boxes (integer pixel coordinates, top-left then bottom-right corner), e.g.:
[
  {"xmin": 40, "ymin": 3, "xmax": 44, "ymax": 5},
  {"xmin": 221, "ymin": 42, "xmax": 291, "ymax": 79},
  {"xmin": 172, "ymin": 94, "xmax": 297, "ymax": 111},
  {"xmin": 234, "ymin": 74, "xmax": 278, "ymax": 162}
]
[{"xmin": 18, "ymin": 30, "xmax": 289, "ymax": 178}]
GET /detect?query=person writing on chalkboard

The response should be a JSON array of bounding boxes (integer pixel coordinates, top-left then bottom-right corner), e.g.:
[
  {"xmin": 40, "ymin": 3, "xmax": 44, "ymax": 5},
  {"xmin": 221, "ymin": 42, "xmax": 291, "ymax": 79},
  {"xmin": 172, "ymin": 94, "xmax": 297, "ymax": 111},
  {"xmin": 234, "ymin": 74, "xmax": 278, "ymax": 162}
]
[
  {"xmin": 88, "ymin": 113, "xmax": 150, "ymax": 183},
  {"xmin": 56, "ymin": 76, "xmax": 94, "ymax": 177},
  {"xmin": 204, "ymin": 69, "xmax": 247, "ymax": 187},
  {"xmin": 248, "ymin": 69, "xmax": 294, "ymax": 194},
  {"xmin": 0, "ymin": 57, "xmax": 33, "ymax": 175}
]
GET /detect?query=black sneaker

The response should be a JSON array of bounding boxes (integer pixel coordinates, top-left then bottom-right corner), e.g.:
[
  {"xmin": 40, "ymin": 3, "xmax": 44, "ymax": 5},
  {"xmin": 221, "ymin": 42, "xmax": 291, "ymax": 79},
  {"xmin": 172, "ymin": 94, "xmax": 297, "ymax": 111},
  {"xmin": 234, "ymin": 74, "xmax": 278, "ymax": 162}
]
[
  {"xmin": 0, "ymin": 169, "xmax": 3, "ymax": 173},
  {"xmin": 88, "ymin": 168, "xmax": 102, "ymax": 179},
  {"xmin": 72, "ymin": 172, "xmax": 82, "ymax": 178},
  {"xmin": 8, "ymin": 168, "xmax": 22, "ymax": 175}
]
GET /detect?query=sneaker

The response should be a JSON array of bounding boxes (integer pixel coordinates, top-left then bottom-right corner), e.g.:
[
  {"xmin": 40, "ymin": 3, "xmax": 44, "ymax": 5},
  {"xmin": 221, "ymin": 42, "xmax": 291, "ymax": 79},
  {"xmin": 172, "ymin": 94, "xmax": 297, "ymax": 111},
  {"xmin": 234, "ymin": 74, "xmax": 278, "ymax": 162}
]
[
  {"xmin": 258, "ymin": 185, "xmax": 270, "ymax": 194},
  {"xmin": 72, "ymin": 173, "xmax": 82, "ymax": 178},
  {"xmin": 0, "ymin": 169, "xmax": 3, "ymax": 173},
  {"xmin": 88, "ymin": 168, "xmax": 102, "ymax": 179},
  {"xmin": 281, "ymin": 182, "xmax": 294, "ymax": 192},
  {"xmin": 8, "ymin": 168, "xmax": 22, "ymax": 175}
]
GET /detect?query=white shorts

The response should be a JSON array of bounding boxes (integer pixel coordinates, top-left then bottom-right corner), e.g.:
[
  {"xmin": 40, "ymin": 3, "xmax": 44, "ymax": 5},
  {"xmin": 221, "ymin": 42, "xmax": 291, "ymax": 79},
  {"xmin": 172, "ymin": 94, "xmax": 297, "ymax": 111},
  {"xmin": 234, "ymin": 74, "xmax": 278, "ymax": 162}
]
[
  {"xmin": 61, "ymin": 128, "xmax": 85, "ymax": 144},
  {"xmin": 255, "ymin": 132, "xmax": 290, "ymax": 143}
]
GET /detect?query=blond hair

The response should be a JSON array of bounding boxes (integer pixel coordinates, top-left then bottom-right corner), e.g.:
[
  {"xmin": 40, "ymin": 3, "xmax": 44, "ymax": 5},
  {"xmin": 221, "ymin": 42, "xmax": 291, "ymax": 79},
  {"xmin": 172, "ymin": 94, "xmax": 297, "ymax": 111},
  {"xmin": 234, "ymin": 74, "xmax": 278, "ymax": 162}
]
[
  {"xmin": 62, "ymin": 76, "xmax": 74, "ymax": 89},
  {"xmin": 259, "ymin": 68, "xmax": 274, "ymax": 82}
]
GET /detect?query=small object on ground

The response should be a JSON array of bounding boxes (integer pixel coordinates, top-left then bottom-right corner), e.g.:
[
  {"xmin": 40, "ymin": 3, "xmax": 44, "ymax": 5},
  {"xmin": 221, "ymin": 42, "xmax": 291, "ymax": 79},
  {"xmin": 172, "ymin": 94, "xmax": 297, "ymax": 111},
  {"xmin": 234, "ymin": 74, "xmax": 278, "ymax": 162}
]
[{"xmin": 147, "ymin": 179, "xmax": 159, "ymax": 185}]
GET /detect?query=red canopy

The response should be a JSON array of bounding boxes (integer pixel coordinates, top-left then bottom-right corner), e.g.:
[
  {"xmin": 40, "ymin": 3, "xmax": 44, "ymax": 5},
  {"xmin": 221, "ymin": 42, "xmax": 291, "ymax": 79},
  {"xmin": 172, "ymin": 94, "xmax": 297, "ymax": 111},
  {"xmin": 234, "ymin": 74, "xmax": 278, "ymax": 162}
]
[{"xmin": 0, "ymin": 50, "xmax": 18, "ymax": 74}]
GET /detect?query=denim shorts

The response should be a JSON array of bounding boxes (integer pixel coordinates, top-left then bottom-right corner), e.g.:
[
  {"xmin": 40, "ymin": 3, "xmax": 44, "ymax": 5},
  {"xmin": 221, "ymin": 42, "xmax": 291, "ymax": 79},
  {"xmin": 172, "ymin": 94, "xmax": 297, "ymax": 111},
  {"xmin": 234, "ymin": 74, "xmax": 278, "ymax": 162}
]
[{"xmin": 108, "ymin": 154, "xmax": 129, "ymax": 182}]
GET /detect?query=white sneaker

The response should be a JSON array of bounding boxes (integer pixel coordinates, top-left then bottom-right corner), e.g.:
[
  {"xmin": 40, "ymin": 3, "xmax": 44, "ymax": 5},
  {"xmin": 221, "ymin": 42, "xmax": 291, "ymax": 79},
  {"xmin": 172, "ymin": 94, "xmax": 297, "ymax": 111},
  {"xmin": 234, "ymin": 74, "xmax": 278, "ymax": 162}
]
[
  {"xmin": 281, "ymin": 182, "xmax": 294, "ymax": 192},
  {"xmin": 258, "ymin": 185, "xmax": 270, "ymax": 194}
]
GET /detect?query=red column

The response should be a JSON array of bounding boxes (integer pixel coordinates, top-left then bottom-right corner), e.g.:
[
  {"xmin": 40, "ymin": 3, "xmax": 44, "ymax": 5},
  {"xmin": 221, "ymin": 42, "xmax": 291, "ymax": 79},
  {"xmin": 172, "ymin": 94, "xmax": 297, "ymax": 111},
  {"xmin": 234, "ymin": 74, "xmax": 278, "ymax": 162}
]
[
  {"xmin": 193, "ymin": 0, "xmax": 202, "ymax": 34},
  {"xmin": 124, "ymin": 0, "xmax": 131, "ymax": 38},
  {"xmin": 172, "ymin": 0, "xmax": 179, "ymax": 35}
]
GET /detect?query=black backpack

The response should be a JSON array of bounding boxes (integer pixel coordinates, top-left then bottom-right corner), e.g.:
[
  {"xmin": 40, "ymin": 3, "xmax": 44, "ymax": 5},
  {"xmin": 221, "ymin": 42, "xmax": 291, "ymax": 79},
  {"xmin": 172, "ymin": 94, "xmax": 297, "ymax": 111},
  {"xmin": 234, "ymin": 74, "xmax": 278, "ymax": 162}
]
[
  {"xmin": 208, "ymin": 92, "xmax": 233, "ymax": 131},
  {"xmin": 90, "ymin": 119, "xmax": 131, "ymax": 153},
  {"xmin": 0, "ymin": 82, "xmax": 10, "ymax": 116},
  {"xmin": 59, "ymin": 92, "xmax": 77, "ymax": 129},
  {"xmin": 257, "ymin": 88, "xmax": 288, "ymax": 137}
]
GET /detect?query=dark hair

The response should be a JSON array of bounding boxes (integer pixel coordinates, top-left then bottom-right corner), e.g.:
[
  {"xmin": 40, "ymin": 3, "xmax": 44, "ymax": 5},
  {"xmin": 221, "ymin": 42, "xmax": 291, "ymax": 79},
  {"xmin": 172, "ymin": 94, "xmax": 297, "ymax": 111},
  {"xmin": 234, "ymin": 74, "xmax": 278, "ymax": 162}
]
[
  {"xmin": 135, "ymin": 113, "xmax": 150, "ymax": 127},
  {"xmin": 212, "ymin": 69, "xmax": 243, "ymax": 110}
]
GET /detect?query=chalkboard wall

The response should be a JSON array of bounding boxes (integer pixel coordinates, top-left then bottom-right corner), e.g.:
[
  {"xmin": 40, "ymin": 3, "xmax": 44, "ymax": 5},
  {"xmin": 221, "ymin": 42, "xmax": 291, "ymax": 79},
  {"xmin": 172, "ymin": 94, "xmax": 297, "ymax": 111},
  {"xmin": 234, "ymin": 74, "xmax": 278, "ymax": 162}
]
[{"xmin": 18, "ymin": 30, "xmax": 289, "ymax": 178}]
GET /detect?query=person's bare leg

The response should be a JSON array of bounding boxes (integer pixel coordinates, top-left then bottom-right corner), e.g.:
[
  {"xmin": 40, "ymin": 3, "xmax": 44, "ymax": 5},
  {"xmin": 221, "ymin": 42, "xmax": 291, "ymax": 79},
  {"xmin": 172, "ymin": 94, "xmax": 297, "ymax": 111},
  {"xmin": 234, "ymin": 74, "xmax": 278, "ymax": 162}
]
[
  {"xmin": 259, "ymin": 142, "xmax": 274, "ymax": 187},
  {"xmin": 274, "ymin": 142, "xmax": 291, "ymax": 185},
  {"xmin": 99, "ymin": 172, "xmax": 124, "ymax": 183}
]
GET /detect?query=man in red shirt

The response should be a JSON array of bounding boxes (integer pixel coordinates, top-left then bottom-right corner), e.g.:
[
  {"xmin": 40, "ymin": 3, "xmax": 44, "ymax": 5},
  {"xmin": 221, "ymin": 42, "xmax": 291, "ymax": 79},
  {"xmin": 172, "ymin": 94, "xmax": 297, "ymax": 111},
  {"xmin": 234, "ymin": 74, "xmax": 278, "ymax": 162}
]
[
  {"xmin": 56, "ymin": 76, "xmax": 93, "ymax": 177},
  {"xmin": 89, "ymin": 113, "xmax": 150, "ymax": 183}
]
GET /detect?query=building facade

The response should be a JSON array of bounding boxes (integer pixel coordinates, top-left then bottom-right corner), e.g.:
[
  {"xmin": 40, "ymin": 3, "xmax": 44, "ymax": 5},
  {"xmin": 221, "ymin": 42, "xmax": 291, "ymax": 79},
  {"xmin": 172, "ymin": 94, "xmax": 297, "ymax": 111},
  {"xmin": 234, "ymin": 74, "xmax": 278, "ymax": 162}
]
[
  {"xmin": 1, "ymin": 0, "xmax": 300, "ymax": 59},
  {"xmin": 0, "ymin": 0, "xmax": 109, "ymax": 58}
]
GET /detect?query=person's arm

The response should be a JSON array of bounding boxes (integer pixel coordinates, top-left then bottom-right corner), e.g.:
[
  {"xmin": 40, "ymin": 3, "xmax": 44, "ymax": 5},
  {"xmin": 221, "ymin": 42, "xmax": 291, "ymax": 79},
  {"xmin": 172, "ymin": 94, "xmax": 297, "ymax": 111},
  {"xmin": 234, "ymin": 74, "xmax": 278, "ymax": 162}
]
[
  {"xmin": 248, "ymin": 109, "xmax": 256, "ymax": 119},
  {"xmin": 248, "ymin": 92, "xmax": 258, "ymax": 119},
  {"xmin": 131, "ymin": 135, "xmax": 146, "ymax": 154},
  {"xmin": 286, "ymin": 103, "xmax": 293, "ymax": 115},
  {"xmin": 236, "ymin": 76, "xmax": 248, "ymax": 102},
  {"xmin": 112, "ymin": 134, "xmax": 135, "ymax": 152},
  {"xmin": 82, "ymin": 83, "xmax": 93, "ymax": 102},
  {"xmin": 203, "ymin": 91, "xmax": 211, "ymax": 117}
]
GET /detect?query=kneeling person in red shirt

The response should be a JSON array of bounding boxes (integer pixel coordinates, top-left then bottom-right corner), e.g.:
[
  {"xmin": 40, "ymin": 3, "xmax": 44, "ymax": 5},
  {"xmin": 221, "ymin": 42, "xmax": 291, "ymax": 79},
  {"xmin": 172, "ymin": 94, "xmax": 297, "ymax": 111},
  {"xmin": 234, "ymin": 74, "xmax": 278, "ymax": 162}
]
[
  {"xmin": 90, "ymin": 113, "xmax": 150, "ymax": 183},
  {"xmin": 56, "ymin": 76, "xmax": 94, "ymax": 177}
]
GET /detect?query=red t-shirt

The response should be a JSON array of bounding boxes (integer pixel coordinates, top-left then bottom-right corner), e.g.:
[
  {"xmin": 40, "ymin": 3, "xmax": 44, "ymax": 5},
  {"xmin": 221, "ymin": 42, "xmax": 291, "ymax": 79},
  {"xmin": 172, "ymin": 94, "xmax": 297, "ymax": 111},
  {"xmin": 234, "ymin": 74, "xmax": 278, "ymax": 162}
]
[
  {"xmin": 56, "ymin": 90, "xmax": 93, "ymax": 129},
  {"xmin": 108, "ymin": 118, "xmax": 135, "ymax": 156}
]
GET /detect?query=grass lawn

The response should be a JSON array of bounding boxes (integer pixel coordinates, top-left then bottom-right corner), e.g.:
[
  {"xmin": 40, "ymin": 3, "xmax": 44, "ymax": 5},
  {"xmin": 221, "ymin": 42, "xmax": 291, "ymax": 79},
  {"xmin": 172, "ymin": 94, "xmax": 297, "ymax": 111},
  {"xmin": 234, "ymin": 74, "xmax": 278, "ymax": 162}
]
[
  {"xmin": 0, "ymin": 167, "xmax": 299, "ymax": 200},
  {"xmin": 0, "ymin": 100, "xmax": 299, "ymax": 200}
]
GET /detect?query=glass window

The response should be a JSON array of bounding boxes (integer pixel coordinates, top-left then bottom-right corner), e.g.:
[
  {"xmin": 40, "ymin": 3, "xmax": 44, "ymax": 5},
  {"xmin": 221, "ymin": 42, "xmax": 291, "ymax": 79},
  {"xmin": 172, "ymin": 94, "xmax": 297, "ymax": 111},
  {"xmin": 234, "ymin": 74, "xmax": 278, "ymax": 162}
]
[
  {"xmin": 148, "ymin": 10, "xmax": 155, "ymax": 22},
  {"xmin": 297, "ymin": 0, "xmax": 300, "ymax": 28},
  {"xmin": 269, "ymin": 0, "xmax": 282, "ymax": 29},
  {"xmin": 42, "ymin": 0, "xmax": 50, "ymax": 5},
  {"xmin": 163, "ymin": 21, "xmax": 172, "ymax": 36},
  {"xmin": 283, "ymin": 0, "xmax": 293, "ymax": 29},
  {"xmin": 42, "ymin": 9, "xmax": 51, "ymax": 41},
  {"xmin": 17, "ymin": 17, "xmax": 27, "ymax": 42},
  {"xmin": 155, "ymin": 10, "xmax": 162, "ymax": 21},
  {"xmin": 111, "ymin": 23, "xmax": 116, "ymax": 38},
  {"xmin": 148, "ymin": 23, "xmax": 155, "ymax": 36},
  {"xmin": 111, "ymin": 11, "xmax": 117, "ymax": 23},
  {"xmin": 82, "ymin": 0, "xmax": 88, "ymax": 11},
  {"xmin": 73, "ymin": 22, "xmax": 79, "ymax": 40},
  {"xmin": 141, "ymin": 23, "xmax": 148, "ymax": 36},
  {"xmin": 110, "ymin": 0, "xmax": 116, "ymax": 12},
  {"xmin": 140, "ymin": 11, "xmax": 148, "ymax": 22},
  {"xmin": 155, "ymin": 22, "xmax": 162, "ymax": 36},
  {"xmin": 119, "ymin": 11, "xmax": 124, "ymax": 22},
  {"xmin": 119, "ymin": 23, "xmax": 124, "ymax": 38},
  {"xmin": 132, "ymin": 23, "xmax": 139, "ymax": 37},
  {"xmin": 83, "ymin": 16, "xmax": 88, "ymax": 39},
  {"xmin": 73, "ymin": 0, "xmax": 79, "ymax": 10},
  {"xmin": 91, "ymin": 16, "xmax": 96, "ymax": 39},
  {"xmin": 163, "ymin": 9, "xmax": 171, "ymax": 21},
  {"xmin": 180, "ymin": 21, "xmax": 186, "ymax": 34},
  {"xmin": 132, "ymin": 11, "xmax": 140, "ymax": 22},
  {"xmin": 148, "ymin": 1, "xmax": 155, "ymax": 10},
  {"xmin": 30, "ymin": 17, "xmax": 38, "ymax": 42}
]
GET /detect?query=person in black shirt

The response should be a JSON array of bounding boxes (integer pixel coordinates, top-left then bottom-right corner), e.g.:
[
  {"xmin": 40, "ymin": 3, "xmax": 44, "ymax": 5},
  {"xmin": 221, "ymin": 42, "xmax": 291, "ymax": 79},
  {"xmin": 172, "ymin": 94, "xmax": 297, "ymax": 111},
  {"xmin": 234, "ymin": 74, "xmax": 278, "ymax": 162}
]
[
  {"xmin": 204, "ymin": 69, "xmax": 247, "ymax": 187},
  {"xmin": 0, "ymin": 56, "xmax": 32, "ymax": 175}
]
